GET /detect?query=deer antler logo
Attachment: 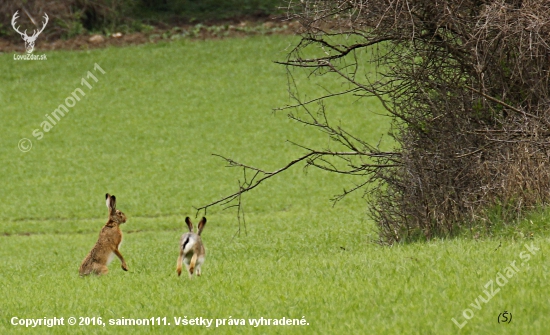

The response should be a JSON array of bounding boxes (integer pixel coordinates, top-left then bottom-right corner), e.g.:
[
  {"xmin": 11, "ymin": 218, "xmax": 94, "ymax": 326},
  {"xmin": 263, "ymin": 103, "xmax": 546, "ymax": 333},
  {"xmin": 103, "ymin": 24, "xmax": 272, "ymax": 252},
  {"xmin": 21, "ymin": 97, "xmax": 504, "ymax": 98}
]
[{"xmin": 11, "ymin": 10, "xmax": 49, "ymax": 54}]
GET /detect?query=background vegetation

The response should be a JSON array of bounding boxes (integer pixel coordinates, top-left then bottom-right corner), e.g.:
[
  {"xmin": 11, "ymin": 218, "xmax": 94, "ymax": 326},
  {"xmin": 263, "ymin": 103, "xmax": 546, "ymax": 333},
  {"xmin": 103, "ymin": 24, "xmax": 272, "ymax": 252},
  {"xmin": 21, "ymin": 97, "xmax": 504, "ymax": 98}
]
[{"xmin": 0, "ymin": 0, "xmax": 283, "ymax": 39}]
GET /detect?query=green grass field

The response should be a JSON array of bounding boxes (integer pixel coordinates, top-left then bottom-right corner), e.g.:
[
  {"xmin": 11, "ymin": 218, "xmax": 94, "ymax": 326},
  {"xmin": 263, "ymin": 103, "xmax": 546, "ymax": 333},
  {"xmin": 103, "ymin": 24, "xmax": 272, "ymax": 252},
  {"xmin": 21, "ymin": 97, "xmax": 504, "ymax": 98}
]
[{"xmin": 1, "ymin": 35, "xmax": 549, "ymax": 334}]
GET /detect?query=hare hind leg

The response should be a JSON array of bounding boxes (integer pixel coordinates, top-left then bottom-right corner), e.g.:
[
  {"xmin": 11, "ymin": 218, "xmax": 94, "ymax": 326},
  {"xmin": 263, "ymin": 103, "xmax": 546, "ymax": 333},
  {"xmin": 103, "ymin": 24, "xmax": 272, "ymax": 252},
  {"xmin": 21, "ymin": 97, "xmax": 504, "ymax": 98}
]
[
  {"xmin": 79, "ymin": 266, "xmax": 92, "ymax": 276},
  {"xmin": 92, "ymin": 263, "xmax": 109, "ymax": 276},
  {"xmin": 195, "ymin": 256, "xmax": 205, "ymax": 276},
  {"xmin": 189, "ymin": 253, "xmax": 198, "ymax": 276},
  {"xmin": 177, "ymin": 251, "xmax": 184, "ymax": 276}
]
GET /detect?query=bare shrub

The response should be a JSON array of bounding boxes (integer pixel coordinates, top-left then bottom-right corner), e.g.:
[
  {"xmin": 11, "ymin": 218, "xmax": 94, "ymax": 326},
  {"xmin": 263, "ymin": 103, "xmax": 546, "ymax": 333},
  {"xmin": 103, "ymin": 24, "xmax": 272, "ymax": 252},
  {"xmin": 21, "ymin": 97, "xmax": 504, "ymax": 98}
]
[{"xmin": 200, "ymin": 0, "xmax": 550, "ymax": 244}]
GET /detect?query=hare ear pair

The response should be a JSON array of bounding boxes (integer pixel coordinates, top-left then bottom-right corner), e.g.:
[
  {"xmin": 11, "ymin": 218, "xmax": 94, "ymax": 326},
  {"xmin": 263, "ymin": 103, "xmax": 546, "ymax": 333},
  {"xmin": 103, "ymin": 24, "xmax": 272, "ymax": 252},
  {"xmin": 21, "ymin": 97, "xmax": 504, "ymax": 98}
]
[
  {"xmin": 185, "ymin": 217, "xmax": 207, "ymax": 235},
  {"xmin": 106, "ymin": 193, "xmax": 116, "ymax": 213}
]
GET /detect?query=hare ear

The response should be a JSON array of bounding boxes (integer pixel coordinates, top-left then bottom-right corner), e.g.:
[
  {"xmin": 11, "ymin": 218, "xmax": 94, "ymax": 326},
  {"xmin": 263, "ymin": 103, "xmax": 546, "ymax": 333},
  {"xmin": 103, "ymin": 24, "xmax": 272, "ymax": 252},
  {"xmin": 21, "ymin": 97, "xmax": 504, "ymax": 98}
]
[
  {"xmin": 110, "ymin": 195, "xmax": 117, "ymax": 210},
  {"xmin": 198, "ymin": 217, "xmax": 207, "ymax": 236},
  {"xmin": 106, "ymin": 193, "xmax": 116, "ymax": 212},
  {"xmin": 185, "ymin": 217, "xmax": 193, "ymax": 232}
]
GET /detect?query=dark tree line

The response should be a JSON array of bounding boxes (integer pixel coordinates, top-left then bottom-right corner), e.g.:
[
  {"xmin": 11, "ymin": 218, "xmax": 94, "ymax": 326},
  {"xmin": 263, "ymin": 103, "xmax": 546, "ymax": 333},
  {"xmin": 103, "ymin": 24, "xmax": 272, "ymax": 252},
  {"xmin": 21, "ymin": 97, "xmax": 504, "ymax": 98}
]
[{"xmin": 0, "ymin": 0, "xmax": 282, "ymax": 38}]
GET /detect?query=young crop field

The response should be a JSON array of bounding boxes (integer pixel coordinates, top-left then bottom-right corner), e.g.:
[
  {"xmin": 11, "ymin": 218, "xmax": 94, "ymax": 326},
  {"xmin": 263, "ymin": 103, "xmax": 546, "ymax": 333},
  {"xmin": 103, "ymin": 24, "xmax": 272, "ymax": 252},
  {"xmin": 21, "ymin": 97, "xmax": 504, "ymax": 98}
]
[{"xmin": 1, "ymin": 35, "xmax": 549, "ymax": 334}]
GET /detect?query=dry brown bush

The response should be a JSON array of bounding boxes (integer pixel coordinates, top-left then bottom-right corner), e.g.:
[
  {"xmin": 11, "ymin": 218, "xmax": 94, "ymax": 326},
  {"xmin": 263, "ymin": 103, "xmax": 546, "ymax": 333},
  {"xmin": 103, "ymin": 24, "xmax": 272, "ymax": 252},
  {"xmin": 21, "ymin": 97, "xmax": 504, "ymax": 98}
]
[{"xmin": 200, "ymin": 0, "xmax": 550, "ymax": 244}]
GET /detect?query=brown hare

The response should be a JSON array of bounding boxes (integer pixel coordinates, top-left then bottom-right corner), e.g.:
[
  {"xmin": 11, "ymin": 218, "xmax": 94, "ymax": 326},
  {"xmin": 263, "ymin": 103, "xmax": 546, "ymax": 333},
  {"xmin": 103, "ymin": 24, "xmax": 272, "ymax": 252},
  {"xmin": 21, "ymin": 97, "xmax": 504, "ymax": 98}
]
[
  {"xmin": 177, "ymin": 217, "xmax": 206, "ymax": 278},
  {"xmin": 79, "ymin": 194, "xmax": 128, "ymax": 276}
]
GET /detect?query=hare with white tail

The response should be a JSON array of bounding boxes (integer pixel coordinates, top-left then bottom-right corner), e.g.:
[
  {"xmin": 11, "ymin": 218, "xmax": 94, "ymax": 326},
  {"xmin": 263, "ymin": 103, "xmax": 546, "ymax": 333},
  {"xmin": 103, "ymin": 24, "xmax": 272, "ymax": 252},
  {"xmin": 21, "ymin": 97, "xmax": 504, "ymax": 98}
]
[
  {"xmin": 177, "ymin": 217, "xmax": 206, "ymax": 277},
  {"xmin": 79, "ymin": 194, "xmax": 128, "ymax": 276}
]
